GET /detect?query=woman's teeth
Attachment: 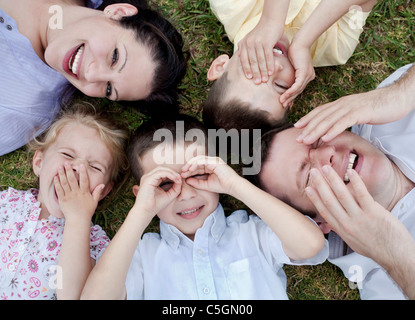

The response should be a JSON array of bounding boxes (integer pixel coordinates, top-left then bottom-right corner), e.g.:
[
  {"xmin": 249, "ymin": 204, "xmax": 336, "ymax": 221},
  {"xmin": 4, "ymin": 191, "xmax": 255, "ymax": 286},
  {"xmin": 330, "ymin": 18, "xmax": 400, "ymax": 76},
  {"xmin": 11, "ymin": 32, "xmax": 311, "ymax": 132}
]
[
  {"xmin": 69, "ymin": 45, "xmax": 84, "ymax": 75},
  {"xmin": 344, "ymin": 153, "xmax": 357, "ymax": 182}
]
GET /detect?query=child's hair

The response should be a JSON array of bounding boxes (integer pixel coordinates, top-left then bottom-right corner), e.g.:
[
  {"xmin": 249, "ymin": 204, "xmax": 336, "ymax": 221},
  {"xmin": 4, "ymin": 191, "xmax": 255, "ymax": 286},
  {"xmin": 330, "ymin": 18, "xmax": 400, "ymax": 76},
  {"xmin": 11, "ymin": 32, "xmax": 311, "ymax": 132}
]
[
  {"xmin": 98, "ymin": 0, "xmax": 189, "ymax": 106},
  {"xmin": 28, "ymin": 102, "xmax": 130, "ymax": 200},
  {"xmin": 127, "ymin": 114, "xmax": 208, "ymax": 183},
  {"xmin": 203, "ymin": 72, "xmax": 287, "ymax": 131}
]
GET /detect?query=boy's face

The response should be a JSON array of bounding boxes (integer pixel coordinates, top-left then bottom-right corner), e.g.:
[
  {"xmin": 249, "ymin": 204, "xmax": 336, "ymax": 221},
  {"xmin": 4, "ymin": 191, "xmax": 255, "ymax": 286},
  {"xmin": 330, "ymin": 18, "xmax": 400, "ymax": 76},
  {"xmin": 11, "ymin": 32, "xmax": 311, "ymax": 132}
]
[
  {"xmin": 33, "ymin": 123, "xmax": 114, "ymax": 219},
  {"xmin": 140, "ymin": 142, "xmax": 220, "ymax": 240},
  {"xmin": 208, "ymin": 35, "xmax": 295, "ymax": 121}
]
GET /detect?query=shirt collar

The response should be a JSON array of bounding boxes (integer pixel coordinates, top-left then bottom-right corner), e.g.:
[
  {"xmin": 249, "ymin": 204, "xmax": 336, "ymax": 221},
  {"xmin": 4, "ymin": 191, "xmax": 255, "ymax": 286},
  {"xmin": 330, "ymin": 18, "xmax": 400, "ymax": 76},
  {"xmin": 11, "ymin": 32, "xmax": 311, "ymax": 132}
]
[{"xmin": 160, "ymin": 203, "xmax": 226, "ymax": 249}]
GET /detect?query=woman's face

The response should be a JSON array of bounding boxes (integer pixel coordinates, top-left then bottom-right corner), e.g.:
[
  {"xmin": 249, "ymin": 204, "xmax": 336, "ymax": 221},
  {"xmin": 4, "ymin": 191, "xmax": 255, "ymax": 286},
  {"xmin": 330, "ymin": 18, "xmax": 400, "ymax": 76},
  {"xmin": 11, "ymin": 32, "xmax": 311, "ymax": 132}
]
[{"xmin": 44, "ymin": 7, "xmax": 156, "ymax": 101}]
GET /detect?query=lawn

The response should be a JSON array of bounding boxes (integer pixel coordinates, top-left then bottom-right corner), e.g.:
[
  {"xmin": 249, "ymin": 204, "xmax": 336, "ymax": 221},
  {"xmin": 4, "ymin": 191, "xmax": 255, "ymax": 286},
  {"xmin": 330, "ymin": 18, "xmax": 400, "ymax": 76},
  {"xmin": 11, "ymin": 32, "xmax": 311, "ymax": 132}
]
[{"xmin": 1, "ymin": 0, "xmax": 414, "ymax": 299}]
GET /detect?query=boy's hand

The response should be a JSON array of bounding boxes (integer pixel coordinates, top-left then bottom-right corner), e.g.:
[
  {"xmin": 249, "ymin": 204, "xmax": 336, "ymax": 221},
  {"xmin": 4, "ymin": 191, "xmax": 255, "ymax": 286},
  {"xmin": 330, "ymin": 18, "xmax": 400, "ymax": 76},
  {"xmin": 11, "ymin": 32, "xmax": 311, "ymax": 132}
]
[
  {"xmin": 134, "ymin": 167, "xmax": 182, "ymax": 218},
  {"xmin": 54, "ymin": 163, "xmax": 104, "ymax": 222},
  {"xmin": 280, "ymin": 42, "xmax": 315, "ymax": 107},
  {"xmin": 181, "ymin": 156, "xmax": 241, "ymax": 196},
  {"xmin": 238, "ymin": 23, "xmax": 284, "ymax": 84}
]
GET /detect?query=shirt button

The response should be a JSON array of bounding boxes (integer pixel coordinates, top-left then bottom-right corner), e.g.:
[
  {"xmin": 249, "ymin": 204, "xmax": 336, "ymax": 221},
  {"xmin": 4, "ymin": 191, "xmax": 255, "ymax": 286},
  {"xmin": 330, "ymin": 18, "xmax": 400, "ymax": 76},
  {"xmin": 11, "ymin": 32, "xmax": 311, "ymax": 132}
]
[
  {"xmin": 8, "ymin": 265, "xmax": 15, "ymax": 271},
  {"xmin": 6, "ymin": 25, "xmax": 12, "ymax": 31},
  {"xmin": 203, "ymin": 287, "xmax": 210, "ymax": 294},
  {"xmin": 197, "ymin": 249, "xmax": 204, "ymax": 256},
  {"xmin": 0, "ymin": 17, "xmax": 4, "ymax": 23}
]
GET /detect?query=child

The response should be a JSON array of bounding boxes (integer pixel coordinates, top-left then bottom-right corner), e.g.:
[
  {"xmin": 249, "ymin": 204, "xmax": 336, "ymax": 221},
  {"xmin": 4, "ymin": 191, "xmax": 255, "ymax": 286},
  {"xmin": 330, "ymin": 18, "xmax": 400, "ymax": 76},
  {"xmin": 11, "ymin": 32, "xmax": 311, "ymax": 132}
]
[
  {"xmin": 203, "ymin": 0, "xmax": 377, "ymax": 131},
  {"xmin": 81, "ymin": 115, "xmax": 328, "ymax": 299},
  {"xmin": 0, "ymin": 102, "xmax": 129, "ymax": 300}
]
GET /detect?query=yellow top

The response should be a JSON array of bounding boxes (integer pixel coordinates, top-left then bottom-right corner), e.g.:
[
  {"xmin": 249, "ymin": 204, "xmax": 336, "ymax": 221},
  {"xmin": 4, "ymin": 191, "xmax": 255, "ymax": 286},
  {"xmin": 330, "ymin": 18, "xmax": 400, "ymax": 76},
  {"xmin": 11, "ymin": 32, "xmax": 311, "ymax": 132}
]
[{"xmin": 209, "ymin": 0, "xmax": 370, "ymax": 67}]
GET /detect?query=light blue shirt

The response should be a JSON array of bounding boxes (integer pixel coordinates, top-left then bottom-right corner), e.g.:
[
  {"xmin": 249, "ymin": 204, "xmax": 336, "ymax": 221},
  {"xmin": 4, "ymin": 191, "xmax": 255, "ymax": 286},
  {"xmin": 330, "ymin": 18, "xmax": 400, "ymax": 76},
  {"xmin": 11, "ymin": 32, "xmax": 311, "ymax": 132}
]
[
  {"xmin": 125, "ymin": 204, "xmax": 328, "ymax": 300},
  {"xmin": 0, "ymin": 0, "xmax": 102, "ymax": 156}
]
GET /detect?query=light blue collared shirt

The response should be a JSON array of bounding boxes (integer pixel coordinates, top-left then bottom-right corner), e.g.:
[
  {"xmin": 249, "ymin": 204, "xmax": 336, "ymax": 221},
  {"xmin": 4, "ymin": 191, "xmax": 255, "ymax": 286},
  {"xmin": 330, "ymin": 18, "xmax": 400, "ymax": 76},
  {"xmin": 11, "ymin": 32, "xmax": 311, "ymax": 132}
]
[
  {"xmin": 0, "ymin": 0, "xmax": 102, "ymax": 156},
  {"xmin": 125, "ymin": 203, "xmax": 328, "ymax": 300}
]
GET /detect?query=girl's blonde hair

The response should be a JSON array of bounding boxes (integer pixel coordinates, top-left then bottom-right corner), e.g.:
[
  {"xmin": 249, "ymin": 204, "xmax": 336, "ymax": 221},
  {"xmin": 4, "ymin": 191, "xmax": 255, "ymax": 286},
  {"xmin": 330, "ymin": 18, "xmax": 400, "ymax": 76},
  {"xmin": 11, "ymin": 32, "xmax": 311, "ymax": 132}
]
[{"xmin": 28, "ymin": 102, "xmax": 130, "ymax": 200}]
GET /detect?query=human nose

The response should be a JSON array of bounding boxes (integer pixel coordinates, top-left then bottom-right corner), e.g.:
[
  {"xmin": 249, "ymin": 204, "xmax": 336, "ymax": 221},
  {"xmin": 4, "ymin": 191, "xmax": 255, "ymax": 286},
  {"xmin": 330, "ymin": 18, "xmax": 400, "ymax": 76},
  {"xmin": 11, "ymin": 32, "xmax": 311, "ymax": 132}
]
[
  {"xmin": 84, "ymin": 60, "xmax": 110, "ymax": 83},
  {"xmin": 309, "ymin": 146, "xmax": 335, "ymax": 169},
  {"xmin": 177, "ymin": 180, "xmax": 197, "ymax": 201}
]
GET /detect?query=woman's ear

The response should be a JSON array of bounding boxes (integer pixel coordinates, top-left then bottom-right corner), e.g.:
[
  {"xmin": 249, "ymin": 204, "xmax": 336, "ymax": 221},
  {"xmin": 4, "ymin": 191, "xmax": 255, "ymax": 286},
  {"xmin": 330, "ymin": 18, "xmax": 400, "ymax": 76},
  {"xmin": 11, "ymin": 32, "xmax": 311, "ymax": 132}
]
[
  {"xmin": 132, "ymin": 185, "xmax": 139, "ymax": 197},
  {"xmin": 104, "ymin": 3, "xmax": 138, "ymax": 20},
  {"xmin": 207, "ymin": 54, "xmax": 230, "ymax": 81},
  {"xmin": 32, "ymin": 150, "xmax": 43, "ymax": 177}
]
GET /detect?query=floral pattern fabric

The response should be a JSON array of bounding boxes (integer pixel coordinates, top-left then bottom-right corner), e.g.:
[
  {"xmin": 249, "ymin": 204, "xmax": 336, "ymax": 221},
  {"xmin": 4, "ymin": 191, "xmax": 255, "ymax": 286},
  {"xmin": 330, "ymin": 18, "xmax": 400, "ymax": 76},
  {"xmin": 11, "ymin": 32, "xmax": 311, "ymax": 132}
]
[{"xmin": 0, "ymin": 188, "xmax": 110, "ymax": 300}]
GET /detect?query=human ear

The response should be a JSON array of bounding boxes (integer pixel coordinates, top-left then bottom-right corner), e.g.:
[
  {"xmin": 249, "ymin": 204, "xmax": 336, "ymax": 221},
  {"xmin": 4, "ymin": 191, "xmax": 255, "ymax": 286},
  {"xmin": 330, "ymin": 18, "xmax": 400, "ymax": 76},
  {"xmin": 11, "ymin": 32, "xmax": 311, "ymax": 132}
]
[
  {"xmin": 132, "ymin": 185, "xmax": 140, "ymax": 197},
  {"xmin": 100, "ymin": 182, "xmax": 114, "ymax": 200},
  {"xmin": 104, "ymin": 3, "xmax": 138, "ymax": 20},
  {"xmin": 207, "ymin": 54, "xmax": 230, "ymax": 81},
  {"xmin": 32, "ymin": 150, "xmax": 43, "ymax": 177}
]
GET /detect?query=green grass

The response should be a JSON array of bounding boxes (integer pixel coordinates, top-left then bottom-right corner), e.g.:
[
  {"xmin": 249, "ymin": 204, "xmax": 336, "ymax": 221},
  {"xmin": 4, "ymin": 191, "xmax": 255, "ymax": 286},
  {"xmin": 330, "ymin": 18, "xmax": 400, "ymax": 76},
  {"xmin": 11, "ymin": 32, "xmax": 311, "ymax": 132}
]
[{"xmin": 1, "ymin": 0, "xmax": 414, "ymax": 300}]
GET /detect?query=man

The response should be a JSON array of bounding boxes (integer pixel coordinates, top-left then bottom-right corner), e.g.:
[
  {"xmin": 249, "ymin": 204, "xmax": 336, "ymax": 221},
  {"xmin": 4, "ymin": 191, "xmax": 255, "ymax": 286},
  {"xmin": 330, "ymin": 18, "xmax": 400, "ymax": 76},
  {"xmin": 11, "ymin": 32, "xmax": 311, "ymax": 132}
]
[{"xmin": 254, "ymin": 63, "xmax": 415, "ymax": 299}]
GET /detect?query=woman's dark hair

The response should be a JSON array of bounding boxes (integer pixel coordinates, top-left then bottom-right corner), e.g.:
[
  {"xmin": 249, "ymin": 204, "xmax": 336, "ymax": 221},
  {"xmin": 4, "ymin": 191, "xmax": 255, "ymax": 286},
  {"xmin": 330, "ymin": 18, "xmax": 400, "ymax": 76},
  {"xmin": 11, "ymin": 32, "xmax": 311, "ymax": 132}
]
[{"xmin": 98, "ymin": 0, "xmax": 189, "ymax": 106}]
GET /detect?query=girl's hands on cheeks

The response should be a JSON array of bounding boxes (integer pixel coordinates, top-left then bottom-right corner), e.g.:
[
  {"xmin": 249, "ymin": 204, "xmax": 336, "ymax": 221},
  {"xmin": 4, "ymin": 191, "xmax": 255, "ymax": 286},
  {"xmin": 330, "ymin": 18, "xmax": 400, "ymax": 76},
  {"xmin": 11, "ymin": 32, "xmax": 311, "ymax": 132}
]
[
  {"xmin": 54, "ymin": 162, "xmax": 104, "ymax": 221},
  {"xmin": 134, "ymin": 167, "xmax": 182, "ymax": 218},
  {"xmin": 280, "ymin": 41, "xmax": 315, "ymax": 108},
  {"xmin": 181, "ymin": 156, "xmax": 241, "ymax": 196}
]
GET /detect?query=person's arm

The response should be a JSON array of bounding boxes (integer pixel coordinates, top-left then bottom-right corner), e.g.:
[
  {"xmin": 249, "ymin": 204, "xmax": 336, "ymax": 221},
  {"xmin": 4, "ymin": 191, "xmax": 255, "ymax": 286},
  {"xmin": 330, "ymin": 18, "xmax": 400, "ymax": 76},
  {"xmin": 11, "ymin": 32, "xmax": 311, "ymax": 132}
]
[
  {"xmin": 81, "ymin": 167, "xmax": 182, "ymax": 300},
  {"xmin": 295, "ymin": 63, "xmax": 415, "ymax": 145},
  {"xmin": 280, "ymin": 0, "xmax": 378, "ymax": 107},
  {"xmin": 55, "ymin": 163, "xmax": 105, "ymax": 300},
  {"xmin": 237, "ymin": 0, "xmax": 290, "ymax": 84},
  {"xmin": 306, "ymin": 165, "xmax": 415, "ymax": 299},
  {"xmin": 182, "ymin": 156, "xmax": 325, "ymax": 261}
]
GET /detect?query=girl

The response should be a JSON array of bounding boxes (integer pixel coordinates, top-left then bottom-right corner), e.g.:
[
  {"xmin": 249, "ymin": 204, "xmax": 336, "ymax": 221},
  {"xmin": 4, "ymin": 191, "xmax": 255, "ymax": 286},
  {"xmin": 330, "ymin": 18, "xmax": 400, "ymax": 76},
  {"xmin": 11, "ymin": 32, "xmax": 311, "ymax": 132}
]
[
  {"xmin": 0, "ymin": 102, "xmax": 129, "ymax": 299},
  {"xmin": 0, "ymin": 0, "xmax": 187, "ymax": 156}
]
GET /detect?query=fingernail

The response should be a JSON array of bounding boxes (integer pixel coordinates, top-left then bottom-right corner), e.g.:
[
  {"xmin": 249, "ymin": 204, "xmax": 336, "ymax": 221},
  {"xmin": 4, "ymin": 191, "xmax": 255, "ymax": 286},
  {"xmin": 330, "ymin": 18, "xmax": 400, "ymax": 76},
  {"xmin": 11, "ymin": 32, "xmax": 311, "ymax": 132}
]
[
  {"xmin": 255, "ymin": 77, "xmax": 261, "ymax": 84},
  {"xmin": 322, "ymin": 165, "xmax": 330, "ymax": 175},
  {"xmin": 296, "ymin": 134, "xmax": 304, "ymax": 142},
  {"xmin": 246, "ymin": 73, "xmax": 252, "ymax": 79},
  {"xmin": 262, "ymin": 76, "xmax": 268, "ymax": 82},
  {"xmin": 305, "ymin": 186, "xmax": 313, "ymax": 196}
]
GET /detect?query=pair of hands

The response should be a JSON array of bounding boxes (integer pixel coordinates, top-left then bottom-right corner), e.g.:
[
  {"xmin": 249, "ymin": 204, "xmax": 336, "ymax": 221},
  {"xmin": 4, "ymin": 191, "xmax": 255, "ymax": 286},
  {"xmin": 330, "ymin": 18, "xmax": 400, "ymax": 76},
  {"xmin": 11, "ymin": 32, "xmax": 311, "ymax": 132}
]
[
  {"xmin": 54, "ymin": 163, "xmax": 104, "ymax": 222},
  {"xmin": 133, "ymin": 156, "xmax": 239, "ymax": 219},
  {"xmin": 237, "ymin": 25, "xmax": 315, "ymax": 108}
]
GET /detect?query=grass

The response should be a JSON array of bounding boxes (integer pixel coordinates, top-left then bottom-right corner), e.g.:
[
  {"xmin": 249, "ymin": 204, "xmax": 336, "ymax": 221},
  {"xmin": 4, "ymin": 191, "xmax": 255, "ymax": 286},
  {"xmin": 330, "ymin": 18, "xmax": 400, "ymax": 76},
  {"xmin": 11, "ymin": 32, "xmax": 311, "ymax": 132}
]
[{"xmin": 1, "ymin": 0, "xmax": 414, "ymax": 300}]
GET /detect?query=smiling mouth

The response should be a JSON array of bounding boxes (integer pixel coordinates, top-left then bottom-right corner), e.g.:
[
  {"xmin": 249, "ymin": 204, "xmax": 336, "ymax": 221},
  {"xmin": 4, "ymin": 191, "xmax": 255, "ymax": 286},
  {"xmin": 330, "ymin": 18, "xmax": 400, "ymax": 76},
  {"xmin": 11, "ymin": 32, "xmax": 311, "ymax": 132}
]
[
  {"xmin": 273, "ymin": 42, "xmax": 287, "ymax": 56},
  {"xmin": 69, "ymin": 44, "xmax": 84, "ymax": 75},
  {"xmin": 344, "ymin": 152, "xmax": 359, "ymax": 182},
  {"xmin": 177, "ymin": 205, "xmax": 204, "ymax": 219}
]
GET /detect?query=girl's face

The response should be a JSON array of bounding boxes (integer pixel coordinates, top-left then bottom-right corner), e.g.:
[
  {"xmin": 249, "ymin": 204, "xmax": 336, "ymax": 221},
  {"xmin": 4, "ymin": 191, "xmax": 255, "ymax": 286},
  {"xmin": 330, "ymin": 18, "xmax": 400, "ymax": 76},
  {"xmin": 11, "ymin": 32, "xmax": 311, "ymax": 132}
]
[
  {"xmin": 33, "ymin": 123, "xmax": 114, "ymax": 219},
  {"xmin": 44, "ymin": 6, "xmax": 156, "ymax": 101}
]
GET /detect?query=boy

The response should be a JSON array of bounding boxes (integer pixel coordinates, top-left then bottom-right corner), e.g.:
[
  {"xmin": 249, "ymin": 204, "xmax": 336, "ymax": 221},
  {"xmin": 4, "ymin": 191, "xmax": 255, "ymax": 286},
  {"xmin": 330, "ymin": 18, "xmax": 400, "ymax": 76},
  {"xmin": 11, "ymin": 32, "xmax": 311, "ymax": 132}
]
[
  {"xmin": 81, "ymin": 115, "xmax": 327, "ymax": 299},
  {"xmin": 203, "ymin": 0, "xmax": 377, "ymax": 131}
]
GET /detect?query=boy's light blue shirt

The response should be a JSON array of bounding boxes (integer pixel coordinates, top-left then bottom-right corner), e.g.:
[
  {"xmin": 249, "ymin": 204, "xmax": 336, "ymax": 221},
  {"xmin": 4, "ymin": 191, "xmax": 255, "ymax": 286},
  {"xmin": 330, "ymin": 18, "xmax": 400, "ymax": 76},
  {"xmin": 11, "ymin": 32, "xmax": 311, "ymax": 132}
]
[
  {"xmin": 0, "ymin": 0, "xmax": 102, "ymax": 156},
  {"xmin": 125, "ymin": 203, "xmax": 328, "ymax": 300}
]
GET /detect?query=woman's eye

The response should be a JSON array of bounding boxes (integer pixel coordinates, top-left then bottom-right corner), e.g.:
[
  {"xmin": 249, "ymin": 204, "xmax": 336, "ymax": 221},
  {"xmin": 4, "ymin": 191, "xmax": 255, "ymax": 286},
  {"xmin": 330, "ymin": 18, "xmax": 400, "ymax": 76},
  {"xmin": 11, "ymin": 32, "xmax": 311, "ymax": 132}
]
[
  {"xmin": 112, "ymin": 48, "xmax": 119, "ymax": 66},
  {"xmin": 106, "ymin": 82, "xmax": 112, "ymax": 98}
]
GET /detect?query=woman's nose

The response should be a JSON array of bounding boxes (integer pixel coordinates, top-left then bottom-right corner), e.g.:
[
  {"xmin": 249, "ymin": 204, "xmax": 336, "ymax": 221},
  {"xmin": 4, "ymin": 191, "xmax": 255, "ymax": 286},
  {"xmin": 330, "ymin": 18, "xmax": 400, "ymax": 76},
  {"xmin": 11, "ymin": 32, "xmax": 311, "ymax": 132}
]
[{"xmin": 84, "ymin": 61, "xmax": 109, "ymax": 83}]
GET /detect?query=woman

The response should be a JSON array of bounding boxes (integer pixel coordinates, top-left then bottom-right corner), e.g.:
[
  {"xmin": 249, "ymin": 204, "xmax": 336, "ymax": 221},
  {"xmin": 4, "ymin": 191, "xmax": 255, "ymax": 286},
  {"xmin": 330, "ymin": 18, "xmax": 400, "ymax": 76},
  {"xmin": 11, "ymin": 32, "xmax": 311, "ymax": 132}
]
[{"xmin": 0, "ymin": 0, "xmax": 187, "ymax": 156}]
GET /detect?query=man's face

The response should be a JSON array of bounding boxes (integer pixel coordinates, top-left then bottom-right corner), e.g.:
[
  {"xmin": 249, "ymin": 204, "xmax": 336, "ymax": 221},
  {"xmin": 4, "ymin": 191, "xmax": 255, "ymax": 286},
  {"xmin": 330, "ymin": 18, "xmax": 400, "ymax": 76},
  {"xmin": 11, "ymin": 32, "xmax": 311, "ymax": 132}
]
[{"xmin": 259, "ymin": 127, "xmax": 396, "ymax": 232}]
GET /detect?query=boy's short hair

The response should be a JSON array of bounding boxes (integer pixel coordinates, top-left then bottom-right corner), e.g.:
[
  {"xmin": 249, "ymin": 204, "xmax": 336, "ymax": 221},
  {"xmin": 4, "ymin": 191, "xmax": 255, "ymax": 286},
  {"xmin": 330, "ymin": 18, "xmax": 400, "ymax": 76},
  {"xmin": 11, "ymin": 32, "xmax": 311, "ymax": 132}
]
[
  {"xmin": 127, "ymin": 114, "xmax": 208, "ymax": 183},
  {"xmin": 203, "ymin": 72, "xmax": 287, "ymax": 131}
]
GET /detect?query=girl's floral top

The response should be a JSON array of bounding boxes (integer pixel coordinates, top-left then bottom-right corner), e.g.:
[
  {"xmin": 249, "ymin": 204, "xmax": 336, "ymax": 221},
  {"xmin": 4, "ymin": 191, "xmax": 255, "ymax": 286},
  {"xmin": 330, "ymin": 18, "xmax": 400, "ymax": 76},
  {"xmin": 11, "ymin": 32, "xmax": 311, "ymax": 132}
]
[{"xmin": 0, "ymin": 188, "xmax": 110, "ymax": 300}]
